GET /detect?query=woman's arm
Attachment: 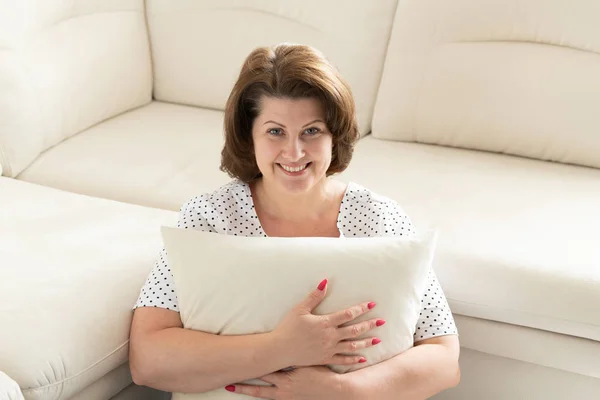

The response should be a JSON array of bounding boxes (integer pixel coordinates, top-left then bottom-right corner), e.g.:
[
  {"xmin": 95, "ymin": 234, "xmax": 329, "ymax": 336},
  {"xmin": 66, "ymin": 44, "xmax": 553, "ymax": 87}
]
[
  {"xmin": 129, "ymin": 283, "xmax": 381, "ymax": 394},
  {"xmin": 341, "ymin": 335, "xmax": 460, "ymax": 400},
  {"xmin": 129, "ymin": 307, "xmax": 289, "ymax": 394},
  {"xmin": 350, "ymin": 198, "xmax": 460, "ymax": 398},
  {"xmin": 130, "ymin": 197, "xmax": 293, "ymax": 392}
]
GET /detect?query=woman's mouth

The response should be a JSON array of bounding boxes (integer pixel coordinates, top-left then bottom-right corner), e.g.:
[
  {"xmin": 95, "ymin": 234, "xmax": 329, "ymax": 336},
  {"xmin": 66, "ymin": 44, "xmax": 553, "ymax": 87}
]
[{"xmin": 278, "ymin": 162, "xmax": 311, "ymax": 175}]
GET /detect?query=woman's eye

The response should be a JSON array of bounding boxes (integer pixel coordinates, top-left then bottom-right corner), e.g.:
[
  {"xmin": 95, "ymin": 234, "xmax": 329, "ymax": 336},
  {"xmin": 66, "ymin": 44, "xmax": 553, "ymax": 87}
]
[
  {"xmin": 268, "ymin": 128, "xmax": 283, "ymax": 136},
  {"xmin": 304, "ymin": 127, "xmax": 321, "ymax": 135}
]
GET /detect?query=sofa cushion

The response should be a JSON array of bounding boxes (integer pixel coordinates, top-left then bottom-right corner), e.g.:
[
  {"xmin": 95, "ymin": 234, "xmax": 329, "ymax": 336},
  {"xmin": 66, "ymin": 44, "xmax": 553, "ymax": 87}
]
[
  {"xmin": 0, "ymin": 0, "xmax": 152, "ymax": 177},
  {"xmin": 0, "ymin": 178, "xmax": 176, "ymax": 400},
  {"xmin": 145, "ymin": 0, "xmax": 399, "ymax": 137},
  {"xmin": 453, "ymin": 315, "xmax": 600, "ymax": 380},
  {"xmin": 372, "ymin": 0, "xmax": 600, "ymax": 169},
  {"xmin": 339, "ymin": 136, "xmax": 600, "ymax": 342},
  {"xmin": 17, "ymin": 102, "xmax": 231, "ymax": 211}
]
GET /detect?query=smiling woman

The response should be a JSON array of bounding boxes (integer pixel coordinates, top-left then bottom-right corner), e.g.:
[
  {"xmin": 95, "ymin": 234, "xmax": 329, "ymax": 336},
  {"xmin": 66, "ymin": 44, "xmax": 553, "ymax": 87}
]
[
  {"xmin": 253, "ymin": 97, "xmax": 333, "ymax": 194},
  {"xmin": 218, "ymin": 44, "xmax": 359, "ymax": 237},
  {"xmin": 220, "ymin": 44, "xmax": 359, "ymax": 185},
  {"xmin": 247, "ymin": 96, "xmax": 347, "ymax": 237},
  {"xmin": 128, "ymin": 43, "xmax": 460, "ymax": 400}
]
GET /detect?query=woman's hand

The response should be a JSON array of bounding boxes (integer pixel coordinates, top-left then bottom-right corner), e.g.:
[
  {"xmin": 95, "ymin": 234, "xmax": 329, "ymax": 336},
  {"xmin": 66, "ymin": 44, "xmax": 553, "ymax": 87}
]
[
  {"xmin": 271, "ymin": 279, "xmax": 385, "ymax": 368},
  {"xmin": 226, "ymin": 366, "xmax": 348, "ymax": 400}
]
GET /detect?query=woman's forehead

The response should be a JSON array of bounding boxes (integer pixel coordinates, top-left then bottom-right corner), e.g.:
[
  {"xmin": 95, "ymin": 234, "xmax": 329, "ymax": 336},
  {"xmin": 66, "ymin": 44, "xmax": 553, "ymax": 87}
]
[{"xmin": 258, "ymin": 96, "xmax": 325, "ymax": 122}]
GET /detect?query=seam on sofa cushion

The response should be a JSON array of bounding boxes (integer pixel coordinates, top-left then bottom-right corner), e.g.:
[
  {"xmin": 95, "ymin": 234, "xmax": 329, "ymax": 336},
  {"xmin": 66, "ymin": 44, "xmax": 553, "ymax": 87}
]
[
  {"xmin": 21, "ymin": 340, "xmax": 130, "ymax": 395},
  {"xmin": 449, "ymin": 298, "xmax": 600, "ymax": 328},
  {"xmin": 0, "ymin": 145, "xmax": 8, "ymax": 176}
]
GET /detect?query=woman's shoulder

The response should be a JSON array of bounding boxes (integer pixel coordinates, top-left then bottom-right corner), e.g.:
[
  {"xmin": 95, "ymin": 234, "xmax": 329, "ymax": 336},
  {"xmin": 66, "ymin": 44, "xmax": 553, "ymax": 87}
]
[
  {"xmin": 344, "ymin": 181, "xmax": 405, "ymax": 211},
  {"xmin": 179, "ymin": 180, "xmax": 250, "ymax": 214},
  {"xmin": 342, "ymin": 181, "xmax": 415, "ymax": 235}
]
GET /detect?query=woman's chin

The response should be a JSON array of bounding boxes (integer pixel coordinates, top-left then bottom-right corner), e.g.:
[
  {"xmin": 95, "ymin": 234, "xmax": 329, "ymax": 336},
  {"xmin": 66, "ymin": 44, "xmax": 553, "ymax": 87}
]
[
  {"xmin": 278, "ymin": 179, "xmax": 313, "ymax": 194},
  {"xmin": 273, "ymin": 173, "xmax": 316, "ymax": 194}
]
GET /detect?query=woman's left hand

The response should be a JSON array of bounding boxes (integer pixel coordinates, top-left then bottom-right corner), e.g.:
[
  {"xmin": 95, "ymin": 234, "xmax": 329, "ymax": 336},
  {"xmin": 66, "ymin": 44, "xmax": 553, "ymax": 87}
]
[{"xmin": 226, "ymin": 366, "xmax": 347, "ymax": 399}]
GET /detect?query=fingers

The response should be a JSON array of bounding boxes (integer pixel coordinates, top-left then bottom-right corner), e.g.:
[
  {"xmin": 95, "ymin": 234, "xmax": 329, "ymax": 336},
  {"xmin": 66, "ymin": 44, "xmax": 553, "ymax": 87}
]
[
  {"xmin": 328, "ymin": 354, "xmax": 368, "ymax": 366},
  {"xmin": 299, "ymin": 279, "xmax": 328, "ymax": 312},
  {"xmin": 336, "ymin": 337, "xmax": 382, "ymax": 354},
  {"xmin": 225, "ymin": 384, "xmax": 277, "ymax": 398},
  {"xmin": 258, "ymin": 372, "xmax": 284, "ymax": 386},
  {"xmin": 329, "ymin": 301, "xmax": 376, "ymax": 326},
  {"xmin": 338, "ymin": 318, "xmax": 386, "ymax": 340},
  {"xmin": 325, "ymin": 337, "xmax": 382, "ymax": 366}
]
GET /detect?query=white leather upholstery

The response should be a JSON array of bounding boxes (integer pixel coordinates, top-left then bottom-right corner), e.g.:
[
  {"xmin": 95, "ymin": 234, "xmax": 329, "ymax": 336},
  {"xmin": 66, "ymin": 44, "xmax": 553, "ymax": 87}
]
[
  {"xmin": 434, "ymin": 347, "xmax": 600, "ymax": 400},
  {"xmin": 373, "ymin": 0, "xmax": 600, "ymax": 169},
  {"xmin": 453, "ymin": 315, "xmax": 600, "ymax": 379},
  {"xmin": 339, "ymin": 136, "xmax": 600, "ymax": 341},
  {"xmin": 0, "ymin": 178, "xmax": 176, "ymax": 400},
  {"xmin": 0, "ymin": 0, "xmax": 152, "ymax": 177},
  {"xmin": 67, "ymin": 364, "xmax": 133, "ymax": 400},
  {"xmin": 3, "ymin": 0, "xmax": 600, "ymax": 398},
  {"xmin": 430, "ymin": 316, "xmax": 600, "ymax": 398},
  {"xmin": 108, "ymin": 382, "xmax": 171, "ymax": 400},
  {"xmin": 146, "ymin": 0, "xmax": 399, "ymax": 136},
  {"xmin": 67, "ymin": 363, "xmax": 170, "ymax": 400},
  {"xmin": 18, "ymin": 102, "xmax": 232, "ymax": 211}
]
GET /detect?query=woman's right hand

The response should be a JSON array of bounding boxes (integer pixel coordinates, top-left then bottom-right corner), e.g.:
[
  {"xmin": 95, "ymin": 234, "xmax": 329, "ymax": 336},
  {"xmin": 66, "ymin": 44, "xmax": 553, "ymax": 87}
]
[{"xmin": 271, "ymin": 279, "xmax": 385, "ymax": 368}]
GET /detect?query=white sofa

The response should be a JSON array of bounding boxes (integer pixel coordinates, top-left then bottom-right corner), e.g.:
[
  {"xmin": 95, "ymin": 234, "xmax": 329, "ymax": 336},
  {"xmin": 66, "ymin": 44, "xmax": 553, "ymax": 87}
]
[{"xmin": 1, "ymin": 1, "xmax": 599, "ymax": 399}]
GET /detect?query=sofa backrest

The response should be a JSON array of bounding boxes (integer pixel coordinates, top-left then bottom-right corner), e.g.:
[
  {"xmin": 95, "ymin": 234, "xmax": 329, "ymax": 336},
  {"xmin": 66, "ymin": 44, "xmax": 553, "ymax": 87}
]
[
  {"xmin": 145, "ymin": 0, "xmax": 399, "ymax": 137},
  {"xmin": 372, "ymin": 0, "xmax": 600, "ymax": 169},
  {"xmin": 0, "ymin": 0, "xmax": 152, "ymax": 177}
]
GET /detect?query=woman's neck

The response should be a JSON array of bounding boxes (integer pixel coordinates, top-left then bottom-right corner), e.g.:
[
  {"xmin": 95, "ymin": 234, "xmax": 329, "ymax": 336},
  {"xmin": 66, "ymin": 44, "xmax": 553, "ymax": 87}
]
[{"xmin": 251, "ymin": 178, "xmax": 344, "ymax": 223}]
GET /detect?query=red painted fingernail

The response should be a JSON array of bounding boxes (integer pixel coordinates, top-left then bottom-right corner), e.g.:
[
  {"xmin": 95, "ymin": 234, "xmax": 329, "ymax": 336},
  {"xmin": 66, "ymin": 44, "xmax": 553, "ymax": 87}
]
[
  {"xmin": 372, "ymin": 338, "xmax": 381, "ymax": 345},
  {"xmin": 368, "ymin": 302, "xmax": 376, "ymax": 309},
  {"xmin": 359, "ymin": 357, "xmax": 367, "ymax": 363},
  {"xmin": 225, "ymin": 385, "xmax": 235, "ymax": 392},
  {"xmin": 376, "ymin": 319, "xmax": 386, "ymax": 327},
  {"xmin": 317, "ymin": 279, "xmax": 328, "ymax": 291}
]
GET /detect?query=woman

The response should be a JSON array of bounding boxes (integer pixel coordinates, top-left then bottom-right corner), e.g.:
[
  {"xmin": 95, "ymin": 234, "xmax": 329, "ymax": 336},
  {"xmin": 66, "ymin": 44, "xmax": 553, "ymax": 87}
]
[{"xmin": 129, "ymin": 43, "xmax": 460, "ymax": 399}]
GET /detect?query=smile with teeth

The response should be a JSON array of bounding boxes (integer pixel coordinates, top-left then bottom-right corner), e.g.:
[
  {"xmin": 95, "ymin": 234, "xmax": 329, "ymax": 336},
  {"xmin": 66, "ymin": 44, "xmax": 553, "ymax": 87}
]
[{"xmin": 279, "ymin": 163, "xmax": 310, "ymax": 173}]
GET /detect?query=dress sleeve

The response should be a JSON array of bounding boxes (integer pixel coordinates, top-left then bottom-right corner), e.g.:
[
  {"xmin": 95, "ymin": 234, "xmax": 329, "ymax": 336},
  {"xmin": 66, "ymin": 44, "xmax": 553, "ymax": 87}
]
[
  {"xmin": 133, "ymin": 197, "xmax": 216, "ymax": 311},
  {"xmin": 379, "ymin": 199, "xmax": 459, "ymax": 342}
]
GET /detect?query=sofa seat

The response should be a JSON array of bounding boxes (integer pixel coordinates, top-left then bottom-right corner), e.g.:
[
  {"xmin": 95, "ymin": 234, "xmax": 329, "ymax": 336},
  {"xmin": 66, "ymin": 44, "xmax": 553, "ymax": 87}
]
[
  {"xmin": 0, "ymin": 177, "xmax": 175, "ymax": 400},
  {"xmin": 340, "ymin": 136, "xmax": 600, "ymax": 343},
  {"xmin": 17, "ymin": 101, "xmax": 232, "ymax": 212}
]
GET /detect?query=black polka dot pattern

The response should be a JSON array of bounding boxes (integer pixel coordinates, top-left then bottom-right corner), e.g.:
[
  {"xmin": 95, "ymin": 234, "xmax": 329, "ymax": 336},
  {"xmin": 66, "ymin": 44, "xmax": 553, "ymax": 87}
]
[{"xmin": 133, "ymin": 180, "xmax": 458, "ymax": 342}]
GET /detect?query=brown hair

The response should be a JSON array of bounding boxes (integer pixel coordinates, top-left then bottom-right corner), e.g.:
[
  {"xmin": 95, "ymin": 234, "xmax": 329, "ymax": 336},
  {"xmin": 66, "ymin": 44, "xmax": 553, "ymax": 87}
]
[{"xmin": 220, "ymin": 43, "xmax": 360, "ymax": 182}]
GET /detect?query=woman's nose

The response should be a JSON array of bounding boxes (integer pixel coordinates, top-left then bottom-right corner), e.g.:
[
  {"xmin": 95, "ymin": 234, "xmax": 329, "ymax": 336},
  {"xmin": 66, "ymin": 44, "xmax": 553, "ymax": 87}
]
[{"xmin": 282, "ymin": 137, "xmax": 305, "ymax": 161}]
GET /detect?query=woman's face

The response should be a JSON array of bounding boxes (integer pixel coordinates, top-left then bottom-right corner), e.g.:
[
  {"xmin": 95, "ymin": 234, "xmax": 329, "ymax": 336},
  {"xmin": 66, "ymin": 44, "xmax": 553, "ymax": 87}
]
[{"xmin": 252, "ymin": 96, "xmax": 333, "ymax": 195}]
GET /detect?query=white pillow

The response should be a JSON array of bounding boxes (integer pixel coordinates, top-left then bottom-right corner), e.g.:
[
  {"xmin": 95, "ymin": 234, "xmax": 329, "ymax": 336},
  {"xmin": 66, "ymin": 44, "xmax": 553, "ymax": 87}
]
[
  {"xmin": 161, "ymin": 226, "xmax": 437, "ymax": 399},
  {"xmin": 0, "ymin": 371, "xmax": 24, "ymax": 400}
]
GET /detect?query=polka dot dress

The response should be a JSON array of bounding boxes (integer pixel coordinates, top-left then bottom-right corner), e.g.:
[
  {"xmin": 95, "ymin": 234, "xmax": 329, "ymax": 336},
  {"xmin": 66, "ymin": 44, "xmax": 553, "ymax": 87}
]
[{"xmin": 134, "ymin": 180, "xmax": 458, "ymax": 342}]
